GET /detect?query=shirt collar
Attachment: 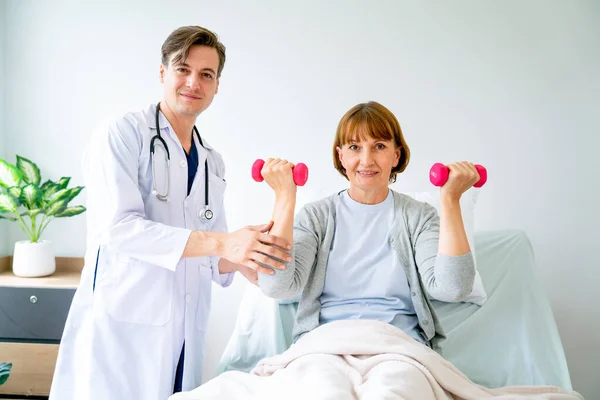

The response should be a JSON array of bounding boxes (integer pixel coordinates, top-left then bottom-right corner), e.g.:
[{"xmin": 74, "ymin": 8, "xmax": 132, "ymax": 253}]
[{"xmin": 147, "ymin": 103, "xmax": 213, "ymax": 150}]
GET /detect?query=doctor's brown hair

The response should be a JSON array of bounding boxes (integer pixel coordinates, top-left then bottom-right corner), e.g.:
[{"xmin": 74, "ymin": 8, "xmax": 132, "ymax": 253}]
[
  {"xmin": 333, "ymin": 101, "xmax": 410, "ymax": 184},
  {"xmin": 161, "ymin": 26, "xmax": 226, "ymax": 78}
]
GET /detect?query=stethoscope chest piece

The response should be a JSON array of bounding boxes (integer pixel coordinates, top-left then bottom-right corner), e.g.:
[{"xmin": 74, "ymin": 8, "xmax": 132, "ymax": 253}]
[{"xmin": 199, "ymin": 206, "xmax": 214, "ymax": 221}]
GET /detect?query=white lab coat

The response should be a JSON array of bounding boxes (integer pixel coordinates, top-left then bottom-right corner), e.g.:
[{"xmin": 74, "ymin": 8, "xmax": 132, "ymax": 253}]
[{"xmin": 49, "ymin": 104, "xmax": 233, "ymax": 400}]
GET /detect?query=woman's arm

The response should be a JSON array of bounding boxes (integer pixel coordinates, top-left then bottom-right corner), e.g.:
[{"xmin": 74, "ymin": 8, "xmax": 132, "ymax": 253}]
[
  {"xmin": 258, "ymin": 206, "xmax": 321, "ymax": 298},
  {"xmin": 414, "ymin": 206, "xmax": 475, "ymax": 302},
  {"xmin": 414, "ymin": 162, "xmax": 480, "ymax": 301},
  {"xmin": 269, "ymin": 190, "xmax": 296, "ymax": 245},
  {"xmin": 437, "ymin": 195, "xmax": 471, "ymax": 255},
  {"xmin": 438, "ymin": 162, "xmax": 478, "ymax": 256},
  {"xmin": 256, "ymin": 158, "xmax": 319, "ymax": 298}
]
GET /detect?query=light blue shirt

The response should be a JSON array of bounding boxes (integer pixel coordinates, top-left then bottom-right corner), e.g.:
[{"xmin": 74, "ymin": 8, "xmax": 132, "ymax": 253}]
[{"xmin": 319, "ymin": 190, "xmax": 425, "ymax": 343}]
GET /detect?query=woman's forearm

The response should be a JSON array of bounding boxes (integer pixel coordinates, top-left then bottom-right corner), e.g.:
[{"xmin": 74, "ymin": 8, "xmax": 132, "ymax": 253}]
[
  {"xmin": 269, "ymin": 192, "xmax": 296, "ymax": 245},
  {"xmin": 437, "ymin": 195, "xmax": 471, "ymax": 256},
  {"xmin": 258, "ymin": 192, "xmax": 298, "ymax": 298}
]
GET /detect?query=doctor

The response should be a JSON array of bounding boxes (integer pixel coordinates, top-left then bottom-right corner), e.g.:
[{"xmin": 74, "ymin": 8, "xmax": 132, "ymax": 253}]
[{"xmin": 49, "ymin": 26, "xmax": 291, "ymax": 400}]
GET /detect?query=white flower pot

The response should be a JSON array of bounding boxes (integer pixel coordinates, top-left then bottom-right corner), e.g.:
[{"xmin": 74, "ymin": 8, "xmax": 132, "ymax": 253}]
[{"xmin": 12, "ymin": 240, "xmax": 56, "ymax": 278}]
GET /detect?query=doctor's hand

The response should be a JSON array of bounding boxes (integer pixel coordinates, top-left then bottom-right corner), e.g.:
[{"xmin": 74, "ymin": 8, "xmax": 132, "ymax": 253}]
[
  {"xmin": 261, "ymin": 158, "xmax": 297, "ymax": 197},
  {"xmin": 440, "ymin": 161, "xmax": 480, "ymax": 202},
  {"xmin": 236, "ymin": 265, "xmax": 259, "ymax": 286},
  {"xmin": 221, "ymin": 221, "xmax": 291, "ymax": 274}
]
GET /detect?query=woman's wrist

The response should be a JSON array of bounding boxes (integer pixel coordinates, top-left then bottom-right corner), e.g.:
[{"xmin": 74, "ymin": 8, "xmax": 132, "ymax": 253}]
[
  {"xmin": 275, "ymin": 189, "xmax": 297, "ymax": 204},
  {"xmin": 440, "ymin": 192, "xmax": 461, "ymax": 207}
]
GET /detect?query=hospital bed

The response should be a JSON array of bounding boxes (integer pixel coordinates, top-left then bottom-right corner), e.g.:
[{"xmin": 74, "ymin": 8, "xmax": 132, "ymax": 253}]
[{"xmin": 214, "ymin": 229, "xmax": 573, "ymax": 391}]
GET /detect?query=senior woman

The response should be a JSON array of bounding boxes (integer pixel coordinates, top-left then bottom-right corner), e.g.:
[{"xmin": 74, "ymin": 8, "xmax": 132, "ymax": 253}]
[{"xmin": 258, "ymin": 101, "xmax": 480, "ymax": 348}]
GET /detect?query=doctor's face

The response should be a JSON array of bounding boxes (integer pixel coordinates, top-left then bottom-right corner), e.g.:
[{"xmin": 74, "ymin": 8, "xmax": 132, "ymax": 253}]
[{"xmin": 160, "ymin": 45, "xmax": 220, "ymax": 118}]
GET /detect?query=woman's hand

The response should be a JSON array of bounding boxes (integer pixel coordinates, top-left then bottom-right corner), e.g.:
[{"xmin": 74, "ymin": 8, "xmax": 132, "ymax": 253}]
[
  {"xmin": 261, "ymin": 158, "xmax": 297, "ymax": 198},
  {"xmin": 440, "ymin": 161, "xmax": 480, "ymax": 202}
]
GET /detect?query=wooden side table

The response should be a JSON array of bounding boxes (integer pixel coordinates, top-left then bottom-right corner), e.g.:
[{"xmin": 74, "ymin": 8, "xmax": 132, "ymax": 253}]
[{"xmin": 0, "ymin": 256, "xmax": 83, "ymax": 398}]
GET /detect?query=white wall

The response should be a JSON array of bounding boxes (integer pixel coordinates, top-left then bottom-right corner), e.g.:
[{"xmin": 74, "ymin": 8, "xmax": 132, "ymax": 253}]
[
  {"xmin": 3, "ymin": 0, "xmax": 599, "ymax": 397},
  {"xmin": 0, "ymin": 0, "xmax": 8, "ymax": 257}
]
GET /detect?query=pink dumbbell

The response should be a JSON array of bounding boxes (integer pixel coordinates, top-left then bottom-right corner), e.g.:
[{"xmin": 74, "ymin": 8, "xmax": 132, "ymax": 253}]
[
  {"xmin": 429, "ymin": 163, "xmax": 487, "ymax": 188},
  {"xmin": 252, "ymin": 159, "xmax": 309, "ymax": 186}
]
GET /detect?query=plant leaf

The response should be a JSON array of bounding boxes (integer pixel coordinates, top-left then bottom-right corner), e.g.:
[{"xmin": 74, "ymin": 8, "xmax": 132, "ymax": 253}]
[
  {"xmin": 21, "ymin": 209, "xmax": 43, "ymax": 218},
  {"xmin": 55, "ymin": 205, "xmax": 86, "ymax": 218},
  {"xmin": 42, "ymin": 181, "xmax": 61, "ymax": 200},
  {"xmin": 0, "ymin": 214, "xmax": 18, "ymax": 221},
  {"xmin": 0, "ymin": 193, "xmax": 20, "ymax": 213},
  {"xmin": 58, "ymin": 177, "xmax": 71, "ymax": 189},
  {"xmin": 0, "ymin": 159, "xmax": 22, "ymax": 188},
  {"xmin": 0, "ymin": 362, "xmax": 12, "ymax": 385},
  {"xmin": 47, "ymin": 186, "xmax": 83, "ymax": 205},
  {"xmin": 67, "ymin": 186, "xmax": 84, "ymax": 201},
  {"xmin": 47, "ymin": 188, "xmax": 71, "ymax": 204},
  {"xmin": 8, "ymin": 186, "xmax": 21, "ymax": 198},
  {"xmin": 45, "ymin": 198, "xmax": 69, "ymax": 216},
  {"xmin": 19, "ymin": 183, "xmax": 43, "ymax": 210},
  {"xmin": 40, "ymin": 180, "xmax": 54, "ymax": 190},
  {"xmin": 16, "ymin": 155, "xmax": 41, "ymax": 186}
]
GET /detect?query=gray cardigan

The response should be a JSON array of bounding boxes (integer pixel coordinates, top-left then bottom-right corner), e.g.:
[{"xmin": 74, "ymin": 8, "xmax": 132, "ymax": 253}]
[{"xmin": 258, "ymin": 190, "xmax": 476, "ymax": 348}]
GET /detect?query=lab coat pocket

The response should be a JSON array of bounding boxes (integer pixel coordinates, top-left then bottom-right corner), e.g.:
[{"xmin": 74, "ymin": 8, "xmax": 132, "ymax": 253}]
[
  {"xmin": 195, "ymin": 266, "xmax": 213, "ymax": 331},
  {"xmin": 106, "ymin": 255, "xmax": 174, "ymax": 326}
]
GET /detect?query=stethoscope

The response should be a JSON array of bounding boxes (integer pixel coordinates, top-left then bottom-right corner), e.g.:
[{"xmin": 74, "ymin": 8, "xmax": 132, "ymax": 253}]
[{"xmin": 150, "ymin": 102, "xmax": 213, "ymax": 221}]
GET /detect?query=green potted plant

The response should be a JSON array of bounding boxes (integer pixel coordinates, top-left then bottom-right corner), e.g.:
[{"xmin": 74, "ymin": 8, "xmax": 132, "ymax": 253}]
[
  {"xmin": 0, "ymin": 155, "xmax": 86, "ymax": 277},
  {"xmin": 0, "ymin": 362, "xmax": 11, "ymax": 386}
]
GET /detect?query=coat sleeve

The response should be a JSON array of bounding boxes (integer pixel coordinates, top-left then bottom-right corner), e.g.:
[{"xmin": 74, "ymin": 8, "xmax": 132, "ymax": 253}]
[
  {"xmin": 208, "ymin": 178, "xmax": 233, "ymax": 287},
  {"xmin": 84, "ymin": 117, "xmax": 192, "ymax": 271}
]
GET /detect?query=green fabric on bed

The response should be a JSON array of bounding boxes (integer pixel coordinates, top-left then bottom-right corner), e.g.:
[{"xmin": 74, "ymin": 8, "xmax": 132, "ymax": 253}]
[{"xmin": 431, "ymin": 230, "xmax": 572, "ymax": 390}]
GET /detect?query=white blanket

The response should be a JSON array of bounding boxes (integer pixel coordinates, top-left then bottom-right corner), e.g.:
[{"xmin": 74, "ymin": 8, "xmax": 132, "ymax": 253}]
[{"xmin": 170, "ymin": 320, "xmax": 583, "ymax": 400}]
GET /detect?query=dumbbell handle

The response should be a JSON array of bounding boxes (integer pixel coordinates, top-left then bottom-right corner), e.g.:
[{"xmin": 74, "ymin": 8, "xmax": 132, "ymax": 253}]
[
  {"xmin": 430, "ymin": 163, "xmax": 487, "ymax": 188},
  {"xmin": 252, "ymin": 159, "xmax": 309, "ymax": 186}
]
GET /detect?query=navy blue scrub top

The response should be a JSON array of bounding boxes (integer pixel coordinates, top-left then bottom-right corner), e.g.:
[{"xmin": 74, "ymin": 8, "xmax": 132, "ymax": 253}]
[
  {"xmin": 175, "ymin": 140, "xmax": 198, "ymax": 393},
  {"xmin": 185, "ymin": 140, "xmax": 198, "ymax": 196}
]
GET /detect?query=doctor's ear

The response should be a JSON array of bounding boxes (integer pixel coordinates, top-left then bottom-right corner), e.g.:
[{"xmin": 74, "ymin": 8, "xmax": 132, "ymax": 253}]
[{"xmin": 159, "ymin": 64, "xmax": 165, "ymax": 83}]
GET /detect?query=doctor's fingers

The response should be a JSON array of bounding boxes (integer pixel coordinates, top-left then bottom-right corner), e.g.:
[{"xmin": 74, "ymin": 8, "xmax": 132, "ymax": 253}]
[
  {"xmin": 245, "ymin": 246, "xmax": 290, "ymax": 269},
  {"xmin": 258, "ymin": 232, "xmax": 292, "ymax": 251},
  {"xmin": 246, "ymin": 221, "xmax": 275, "ymax": 234},
  {"xmin": 254, "ymin": 243, "xmax": 291, "ymax": 267},
  {"xmin": 259, "ymin": 244, "xmax": 292, "ymax": 264},
  {"xmin": 246, "ymin": 259, "xmax": 278, "ymax": 275}
]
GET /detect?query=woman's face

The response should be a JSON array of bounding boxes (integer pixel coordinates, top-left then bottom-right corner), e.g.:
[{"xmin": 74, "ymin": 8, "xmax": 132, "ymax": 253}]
[{"xmin": 337, "ymin": 135, "xmax": 400, "ymax": 193}]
